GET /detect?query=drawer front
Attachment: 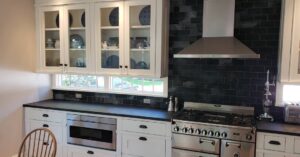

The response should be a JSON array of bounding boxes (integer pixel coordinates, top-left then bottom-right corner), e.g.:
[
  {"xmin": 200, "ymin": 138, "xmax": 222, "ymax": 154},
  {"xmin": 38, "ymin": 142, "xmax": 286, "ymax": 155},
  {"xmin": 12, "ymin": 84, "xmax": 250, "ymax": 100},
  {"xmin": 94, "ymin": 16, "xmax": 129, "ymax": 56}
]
[
  {"xmin": 172, "ymin": 148, "xmax": 218, "ymax": 157},
  {"xmin": 122, "ymin": 133, "xmax": 166, "ymax": 157},
  {"xmin": 264, "ymin": 135, "xmax": 286, "ymax": 152},
  {"xmin": 122, "ymin": 118, "xmax": 168, "ymax": 136},
  {"xmin": 261, "ymin": 152, "xmax": 285, "ymax": 157},
  {"xmin": 67, "ymin": 146, "xmax": 116, "ymax": 157},
  {"xmin": 29, "ymin": 120, "xmax": 63, "ymax": 144},
  {"xmin": 26, "ymin": 108, "xmax": 64, "ymax": 123},
  {"xmin": 173, "ymin": 133, "xmax": 220, "ymax": 154}
]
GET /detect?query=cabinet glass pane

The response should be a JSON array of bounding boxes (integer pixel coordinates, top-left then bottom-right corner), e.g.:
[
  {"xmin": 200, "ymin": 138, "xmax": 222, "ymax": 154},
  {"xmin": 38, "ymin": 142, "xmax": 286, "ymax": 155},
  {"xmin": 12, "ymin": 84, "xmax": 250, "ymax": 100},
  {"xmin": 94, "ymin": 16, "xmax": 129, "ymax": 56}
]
[
  {"xmin": 129, "ymin": 5, "xmax": 151, "ymax": 70},
  {"xmin": 44, "ymin": 11, "xmax": 61, "ymax": 67},
  {"xmin": 100, "ymin": 7, "xmax": 120, "ymax": 69},
  {"xmin": 68, "ymin": 9, "xmax": 87, "ymax": 68}
]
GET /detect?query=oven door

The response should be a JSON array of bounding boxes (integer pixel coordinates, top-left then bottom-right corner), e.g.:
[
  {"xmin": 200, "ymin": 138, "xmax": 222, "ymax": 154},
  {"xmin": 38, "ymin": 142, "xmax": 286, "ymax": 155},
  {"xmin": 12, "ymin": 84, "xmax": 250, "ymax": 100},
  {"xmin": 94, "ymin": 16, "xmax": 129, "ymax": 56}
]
[
  {"xmin": 221, "ymin": 140, "xmax": 254, "ymax": 157},
  {"xmin": 173, "ymin": 148, "xmax": 219, "ymax": 157},
  {"xmin": 173, "ymin": 133, "xmax": 220, "ymax": 154},
  {"xmin": 67, "ymin": 120, "xmax": 116, "ymax": 150}
]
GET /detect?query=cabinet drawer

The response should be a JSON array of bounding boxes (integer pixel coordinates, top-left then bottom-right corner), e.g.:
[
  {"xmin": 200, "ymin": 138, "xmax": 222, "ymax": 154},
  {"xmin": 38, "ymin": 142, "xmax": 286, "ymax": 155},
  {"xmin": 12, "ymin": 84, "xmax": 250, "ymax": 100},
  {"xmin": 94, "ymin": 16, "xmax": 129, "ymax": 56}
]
[
  {"xmin": 122, "ymin": 133, "xmax": 166, "ymax": 157},
  {"xmin": 26, "ymin": 108, "xmax": 64, "ymax": 123},
  {"xmin": 67, "ymin": 146, "xmax": 116, "ymax": 157},
  {"xmin": 29, "ymin": 120, "xmax": 63, "ymax": 144},
  {"xmin": 172, "ymin": 148, "xmax": 218, "ymax": 157},
  {"xmin": 122, "ymin": 118, "xmax": 168, "ymax": 136},
  {"xmin": 264, "ymin": 134, "xmax": 286, "ymax": 152}
]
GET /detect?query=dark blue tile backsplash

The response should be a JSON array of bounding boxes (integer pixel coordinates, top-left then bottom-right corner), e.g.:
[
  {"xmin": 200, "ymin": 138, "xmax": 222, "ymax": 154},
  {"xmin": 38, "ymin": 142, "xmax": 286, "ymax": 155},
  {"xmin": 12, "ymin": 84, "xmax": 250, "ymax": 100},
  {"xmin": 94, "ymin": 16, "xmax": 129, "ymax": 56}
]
[{"xmin": 54, "ymin": 0, "xmax": 282, "ymax": 111}]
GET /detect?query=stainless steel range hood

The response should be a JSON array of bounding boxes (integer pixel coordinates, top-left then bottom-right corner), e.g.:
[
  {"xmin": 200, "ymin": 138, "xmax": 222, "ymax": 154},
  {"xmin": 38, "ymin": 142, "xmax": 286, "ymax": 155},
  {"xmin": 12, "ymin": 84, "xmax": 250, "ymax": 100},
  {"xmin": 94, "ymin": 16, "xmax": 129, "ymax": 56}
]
[{"xmin": 174, "ymin": 0, "xmax": 260, "ymax": 59}]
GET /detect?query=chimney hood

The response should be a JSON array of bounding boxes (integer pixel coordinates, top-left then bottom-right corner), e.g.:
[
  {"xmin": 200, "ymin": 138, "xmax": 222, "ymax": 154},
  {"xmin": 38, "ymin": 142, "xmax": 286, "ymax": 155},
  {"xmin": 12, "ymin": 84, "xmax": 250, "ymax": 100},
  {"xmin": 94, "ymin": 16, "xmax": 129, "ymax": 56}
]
[{"xmin": 174, "ymin": 0, "xmax": 260, "ymax": 59}]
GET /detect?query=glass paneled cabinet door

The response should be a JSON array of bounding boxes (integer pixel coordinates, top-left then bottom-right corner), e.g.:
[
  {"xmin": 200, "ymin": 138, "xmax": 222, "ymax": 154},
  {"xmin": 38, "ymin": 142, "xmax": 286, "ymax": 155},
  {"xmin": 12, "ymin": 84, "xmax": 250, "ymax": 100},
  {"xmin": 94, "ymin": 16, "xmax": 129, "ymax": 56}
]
[
  {"xmin": 124, "ymin": 0, "xmax": 156, "ymax": 76},
  {"xmin": 95, "ymin": 2, "xmax": 124, "ymax": 75},
  {"xmin": 64, "ymin": 4, "xmax": 91, "ymax": 73},
  {"xmin": 38, "ymin": 7, "xmax": 64, "ymax": 72}
]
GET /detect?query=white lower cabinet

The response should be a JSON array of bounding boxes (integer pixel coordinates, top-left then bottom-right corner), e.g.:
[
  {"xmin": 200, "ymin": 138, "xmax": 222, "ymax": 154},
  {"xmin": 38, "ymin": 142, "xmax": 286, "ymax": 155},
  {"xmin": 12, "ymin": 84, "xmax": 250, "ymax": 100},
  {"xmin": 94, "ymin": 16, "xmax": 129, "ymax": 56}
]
[
  {"xmin": 122, "ymin": 133, "xmax": 165, "ymax": 157},
  {"xmin": 25, "ymin": 107, "xmax": 172, "ymax": 157},
  {"xmin": 120, "ymin": 118, "xmax": 171, "ymax": 157},
  {"xmin": 256, "ymin": 132, "xmax": 300, "ymax": 157},
  {"xmin": 67, "ymin": 146, "xmax": 116, "ymax": 157}
]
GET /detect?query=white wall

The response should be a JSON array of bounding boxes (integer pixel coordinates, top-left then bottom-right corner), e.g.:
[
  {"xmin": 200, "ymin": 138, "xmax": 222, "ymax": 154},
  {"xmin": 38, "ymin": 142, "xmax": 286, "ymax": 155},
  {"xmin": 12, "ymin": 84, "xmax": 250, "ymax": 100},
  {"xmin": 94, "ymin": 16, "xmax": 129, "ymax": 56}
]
[{"xmin": 0, "ymin": 0, "xmax": 51, "ymax": 156}]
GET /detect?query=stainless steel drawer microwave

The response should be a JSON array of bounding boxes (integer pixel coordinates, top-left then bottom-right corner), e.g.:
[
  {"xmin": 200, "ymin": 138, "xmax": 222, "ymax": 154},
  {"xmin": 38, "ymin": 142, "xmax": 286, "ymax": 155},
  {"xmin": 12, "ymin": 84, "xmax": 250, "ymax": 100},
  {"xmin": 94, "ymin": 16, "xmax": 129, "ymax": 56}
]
[{"xmin": 67, "ymin": 114, "xmax": 117, "ymax": 151}]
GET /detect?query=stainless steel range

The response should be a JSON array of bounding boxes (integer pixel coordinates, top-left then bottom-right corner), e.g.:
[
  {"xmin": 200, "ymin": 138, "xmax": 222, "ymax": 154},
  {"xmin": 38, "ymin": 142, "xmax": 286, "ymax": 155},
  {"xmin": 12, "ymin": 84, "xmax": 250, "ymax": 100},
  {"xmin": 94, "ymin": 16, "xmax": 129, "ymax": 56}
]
[{"xmin": 172, "ymin": 102, "xmax": 256, "ymax": 157}]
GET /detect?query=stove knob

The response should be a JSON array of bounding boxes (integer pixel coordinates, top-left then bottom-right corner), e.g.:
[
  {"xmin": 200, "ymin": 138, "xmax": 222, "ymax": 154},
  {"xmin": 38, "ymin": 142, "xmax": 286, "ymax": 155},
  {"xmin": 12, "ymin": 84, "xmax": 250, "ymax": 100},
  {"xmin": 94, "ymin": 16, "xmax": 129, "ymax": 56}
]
[
  {"xmin": 208, "ymin": 131, "xmax": 214, "ymax": 136},
  {"xmin": 188, "ymin": 128, "xmax": 194, "ymax": 134},
  {"xmin": 215, "ymin": 131, "xmax": 221, "ymax": 137},
  {"xmin": 182, "ymin": 127, "xmax": 188, "ymax": 133},
  {"xmin": 221, "ymin": 132, "xmax": 227, "ymax": 138},
  {"xmin": 195, "ymin": 129, "xmax": 201, "ymax": 134},
  {"xmin": 201, "ymin": 130, "xmax": 207, "ymax": 136},
  {"xmin": 173, "ymin": 126, "xmax": 180, "ymax": 132},
  {"xmin": 246, "ymin": 134, "xmax": 252, "ymax": 140}
]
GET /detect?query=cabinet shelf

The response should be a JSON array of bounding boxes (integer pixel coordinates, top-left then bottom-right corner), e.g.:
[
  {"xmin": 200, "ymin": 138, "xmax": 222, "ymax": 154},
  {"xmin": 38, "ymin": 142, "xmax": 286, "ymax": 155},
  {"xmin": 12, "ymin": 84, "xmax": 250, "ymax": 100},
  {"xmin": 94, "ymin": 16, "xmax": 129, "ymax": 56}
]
[
  {"xmin": 101, "ymin": 48, "xmax": 119, "ymax": 51},
  {"xmin": 45, "ymin": 28, "xmax": 59, "ymax": 31},
  {"xmin": 131, "ymin": 48, "xmax": 150, "ymax": 52},
  {"xmin": 70, "ymin": 48, "xmax": 86, "ymax": 51},
  {"xmin": 101, "ymin": 26, "xmax": 119, "ymax": 30},
  {"xmin": 45, "ymin": 48, "xmax": 60, "ymax": 51},
  {"xmin": 70, "ymin": 27, "xmax": 85, "ymax": 30},
  {"xmin": 131, "ymin": 25, "xmax": 150, "ymax": 29}
]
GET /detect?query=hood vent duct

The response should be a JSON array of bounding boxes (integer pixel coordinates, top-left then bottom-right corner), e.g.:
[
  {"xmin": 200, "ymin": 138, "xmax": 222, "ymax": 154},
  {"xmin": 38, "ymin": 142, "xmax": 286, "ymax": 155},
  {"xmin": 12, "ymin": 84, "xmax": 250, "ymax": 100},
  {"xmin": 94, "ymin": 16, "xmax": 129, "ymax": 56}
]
[{"xmin": 174, "ymin": 0, "xmax": 260, "ymax": 59}]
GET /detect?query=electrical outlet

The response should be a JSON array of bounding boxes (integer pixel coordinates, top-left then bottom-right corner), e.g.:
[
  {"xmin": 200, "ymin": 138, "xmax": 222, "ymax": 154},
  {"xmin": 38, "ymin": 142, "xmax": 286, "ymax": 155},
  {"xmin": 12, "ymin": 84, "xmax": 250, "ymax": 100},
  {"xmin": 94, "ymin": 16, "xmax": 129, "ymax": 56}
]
[
  {"xmin": 143, "ymin": 99, "xmax": 151, "ymax": 104},
  {"xmin": 75, "ymin": 93, "xmax": 82, "ymax": 99}
]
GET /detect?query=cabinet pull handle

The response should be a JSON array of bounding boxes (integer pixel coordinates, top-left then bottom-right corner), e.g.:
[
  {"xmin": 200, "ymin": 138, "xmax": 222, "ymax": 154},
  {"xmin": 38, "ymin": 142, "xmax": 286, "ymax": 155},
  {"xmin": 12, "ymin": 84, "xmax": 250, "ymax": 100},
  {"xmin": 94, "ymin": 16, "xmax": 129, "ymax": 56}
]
[
  {"xmin": 269, "ymin": 140, "xmax": 281, "ymax": 145},
  {"xmin": 64, "ymin": 64, "xmax": 68, "ymax": 66},
  {"xmin": 139, "ymin": 125, "xmax": 148, "ymax": 129},
  {"xmin": 43, "ymin": 124, "xmax": 49, "ymax": 128},
  {"xmin": 119, "ymin": 65, "xmax": 123, "ymax": 68},
  {"xmin": 139, "ymin": 137, "xmax": 147, "ymax": 141},
  {"xmin": 125, "ymin": 65, "xmax": 128, "ymax": 68},
  {"xmin": 87, "ymin": 151, "xmax": 94, "ymax": 154},
  {"xmin": 59, "ymin": 64, "xmax": 63, "ymax": 66},
  {"xmin": 43, "ymin": 142, "xmax": 49, "ymax": 146},
  {"xmin": 225, "ymin": 142, "xmax": 241, "ymax": 148},
  {"xmin": 199, "ymin": 139, "xmax": 215, "ymax": 145},
  {"xmin": 42, "ymin": 114, "xmax": 49, "ymax": 117}
]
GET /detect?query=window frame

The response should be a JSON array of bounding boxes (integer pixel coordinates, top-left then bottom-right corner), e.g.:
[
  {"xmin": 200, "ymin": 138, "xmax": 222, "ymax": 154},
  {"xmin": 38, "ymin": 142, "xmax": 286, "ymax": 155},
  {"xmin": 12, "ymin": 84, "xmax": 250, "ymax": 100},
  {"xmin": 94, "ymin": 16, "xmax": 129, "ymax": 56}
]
[{"xmin": 51, "ymin": 74, "xmax": 168, "ymax": 98}]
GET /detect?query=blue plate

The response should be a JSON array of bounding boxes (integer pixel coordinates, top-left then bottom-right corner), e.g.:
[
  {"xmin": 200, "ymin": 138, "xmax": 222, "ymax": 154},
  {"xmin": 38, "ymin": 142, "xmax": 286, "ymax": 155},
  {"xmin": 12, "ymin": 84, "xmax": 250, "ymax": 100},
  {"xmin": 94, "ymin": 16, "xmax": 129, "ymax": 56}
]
[
  {"xmin": 81, "ymin": 12, "xmax": 85, "ymax": 27},
  {"xmin": 105, "ymin": 55, "xmax": 119, "ymax": 68},
  {"xmin": 139, "ymin": 6, "xmax": 150, "ymax": 25},
  {"xmin": 70, "ymin": 34, "xmax": 84, "ymax": 49},
  {"xmin": 56, "ymin": 13, "xmax": 73, "ymax": 28},
  {"xmin": 135, "ymin": 61, "xmax": 148, "ymax": 69},
  {"xmin": 109, "ymin": 8, "xmax": 119, "ymax": 26}
]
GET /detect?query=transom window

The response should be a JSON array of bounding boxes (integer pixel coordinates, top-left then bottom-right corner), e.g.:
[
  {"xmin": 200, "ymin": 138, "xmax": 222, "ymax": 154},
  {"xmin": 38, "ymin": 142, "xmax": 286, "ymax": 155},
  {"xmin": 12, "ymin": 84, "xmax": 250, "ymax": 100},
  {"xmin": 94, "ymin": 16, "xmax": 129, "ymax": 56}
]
[{"xmin": 53, "ymin": 74, "xmax": 168, "ymax": 97}]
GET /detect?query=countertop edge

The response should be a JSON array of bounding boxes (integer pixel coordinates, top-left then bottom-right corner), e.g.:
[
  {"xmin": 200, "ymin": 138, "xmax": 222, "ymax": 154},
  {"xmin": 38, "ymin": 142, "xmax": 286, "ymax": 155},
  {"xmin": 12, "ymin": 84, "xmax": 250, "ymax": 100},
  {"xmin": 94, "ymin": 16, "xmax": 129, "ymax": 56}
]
[{"xmin": 23, "ymin": 104, "xmax": 172, "ymax": 122}]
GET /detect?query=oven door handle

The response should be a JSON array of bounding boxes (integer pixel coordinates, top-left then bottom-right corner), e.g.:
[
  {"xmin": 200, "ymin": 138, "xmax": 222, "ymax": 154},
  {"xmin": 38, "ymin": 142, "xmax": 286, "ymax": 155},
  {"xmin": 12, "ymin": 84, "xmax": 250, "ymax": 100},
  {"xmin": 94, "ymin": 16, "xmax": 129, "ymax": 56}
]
[
  {"xmin": 225, "ymin": 142, "xmax": 241, "ymax": 148},
  {"xmin": 199, "ymin": 139, "xmax": 215, "ymax": 145}
]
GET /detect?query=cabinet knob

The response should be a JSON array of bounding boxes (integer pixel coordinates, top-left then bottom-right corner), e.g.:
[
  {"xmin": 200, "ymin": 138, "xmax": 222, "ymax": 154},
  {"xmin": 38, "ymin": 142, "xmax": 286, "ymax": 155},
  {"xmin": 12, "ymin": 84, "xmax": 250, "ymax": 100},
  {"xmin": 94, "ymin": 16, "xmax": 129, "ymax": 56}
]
[
  {"xmin": 125, "ymin": 65, "xmax": 128, "ymax": 69},
  {"xmin": 87, "ymin": 151, "xmax": 94, "ymax": 154},
  {"xmin": 139, "ymin": 125, "xmax": 148, "ymax": 129},
  {"xmin": 119, "ymin": 65, "xmax": 123, "ymax": 68},
  {"xmin": 139, "ymin": 137, "xmax": 147, "ymax": 141},
  {"xmin": 64, "ymin": 64, "xmax": 68, "ymax": 66},
  {"xmin": 42, "ymin": 114, "xmax": 49, "ymax": 118},
  {"xmin": 43, "ymin": 124, "xmax": 49, "ymax": 128}
]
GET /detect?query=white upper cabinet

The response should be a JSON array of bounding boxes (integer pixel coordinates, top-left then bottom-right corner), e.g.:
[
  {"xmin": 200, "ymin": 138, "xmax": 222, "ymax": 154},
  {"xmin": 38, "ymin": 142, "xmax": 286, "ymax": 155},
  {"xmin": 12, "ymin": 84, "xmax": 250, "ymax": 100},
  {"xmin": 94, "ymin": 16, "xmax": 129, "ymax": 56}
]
[
  {"xmin": 279, "ymin": 0, "xmax": 300, "ymax": 82},
  {"xmin": 35, "ymin": 0, "xmax": 169, "ymax": 78},
  {"xmin": 36, "ymin": 4, "xmax": 92, "ymax": 74}
]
